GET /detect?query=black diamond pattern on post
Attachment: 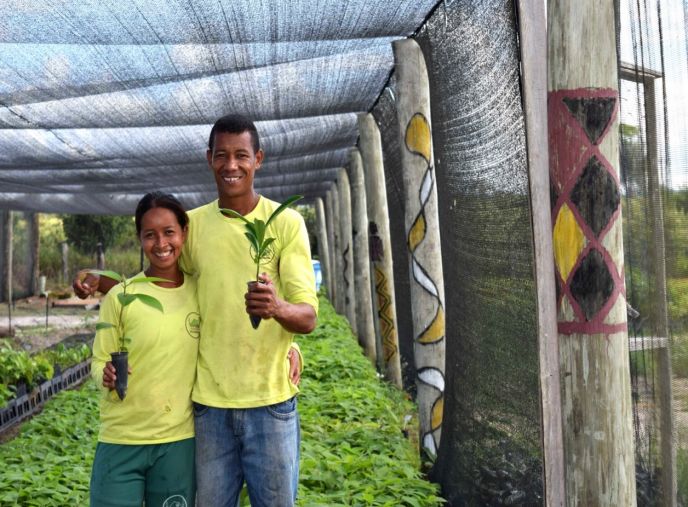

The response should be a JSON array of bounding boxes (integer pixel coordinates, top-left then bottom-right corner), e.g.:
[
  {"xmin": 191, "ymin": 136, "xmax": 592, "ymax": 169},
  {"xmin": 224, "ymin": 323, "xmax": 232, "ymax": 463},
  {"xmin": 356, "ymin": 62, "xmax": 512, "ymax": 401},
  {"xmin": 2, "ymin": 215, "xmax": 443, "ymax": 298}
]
[
  {"xmin": 570, "ymin": 249, "xmax": 614, "ymax": 321},
  {"xmin": 563, "ymin": 97, "xmax": 616, "ymax": 145},
  {"xmin": 570, "ymin": 156, "xmax": 620, "ymax": 236}
]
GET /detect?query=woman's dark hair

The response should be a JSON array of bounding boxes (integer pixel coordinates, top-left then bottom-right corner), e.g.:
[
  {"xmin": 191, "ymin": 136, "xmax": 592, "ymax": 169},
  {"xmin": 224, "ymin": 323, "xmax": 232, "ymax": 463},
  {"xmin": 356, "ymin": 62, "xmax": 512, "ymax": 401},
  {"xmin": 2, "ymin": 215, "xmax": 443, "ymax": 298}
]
[
  {"xmin": 208, "ymin": 113, "xmax": 260, "ymax": 153},
  {"xmin": 135, "ymin": 192, "xmax": 189, "ymax": 235}
]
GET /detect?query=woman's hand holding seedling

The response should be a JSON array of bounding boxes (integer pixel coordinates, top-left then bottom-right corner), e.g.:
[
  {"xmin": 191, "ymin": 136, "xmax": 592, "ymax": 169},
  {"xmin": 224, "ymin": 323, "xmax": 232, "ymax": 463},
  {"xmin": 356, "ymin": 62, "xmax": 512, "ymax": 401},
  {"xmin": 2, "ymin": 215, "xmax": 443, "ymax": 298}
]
[{"xmin": 102, "ymin": 361, "xmax": 132, "ymax": 391}]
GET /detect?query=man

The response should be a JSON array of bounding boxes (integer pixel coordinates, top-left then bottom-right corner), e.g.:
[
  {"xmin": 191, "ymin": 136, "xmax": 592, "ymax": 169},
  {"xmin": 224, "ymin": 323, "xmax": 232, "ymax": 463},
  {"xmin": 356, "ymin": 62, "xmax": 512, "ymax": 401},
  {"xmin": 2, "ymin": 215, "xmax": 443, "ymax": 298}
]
[{"xmin": 75, "ymin": 114, "xmax": 318, "ymax": 506}]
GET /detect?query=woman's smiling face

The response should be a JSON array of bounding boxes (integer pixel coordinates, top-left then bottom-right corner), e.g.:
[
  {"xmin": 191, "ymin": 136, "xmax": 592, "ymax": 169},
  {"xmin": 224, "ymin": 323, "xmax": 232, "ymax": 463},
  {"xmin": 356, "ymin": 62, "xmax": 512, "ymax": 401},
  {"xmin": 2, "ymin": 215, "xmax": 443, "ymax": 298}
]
[{"xmin": 139, "ymin": 207, "xmax": 187, "ymax": 273}]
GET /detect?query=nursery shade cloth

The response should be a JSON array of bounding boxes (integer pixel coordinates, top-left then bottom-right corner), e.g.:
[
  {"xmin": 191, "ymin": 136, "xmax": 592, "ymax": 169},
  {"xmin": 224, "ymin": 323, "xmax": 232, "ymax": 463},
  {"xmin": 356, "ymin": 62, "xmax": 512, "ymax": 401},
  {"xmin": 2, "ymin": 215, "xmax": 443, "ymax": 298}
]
[{"xmin": 0, "ymin": 0, "xmax": 440, "ymax": 214}]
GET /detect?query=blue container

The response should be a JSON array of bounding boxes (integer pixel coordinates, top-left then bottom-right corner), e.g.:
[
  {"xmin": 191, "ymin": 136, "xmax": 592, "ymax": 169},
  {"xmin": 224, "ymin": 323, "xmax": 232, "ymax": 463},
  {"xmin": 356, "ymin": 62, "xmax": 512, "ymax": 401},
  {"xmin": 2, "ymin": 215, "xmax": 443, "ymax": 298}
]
[{"xmin": 312, "ymin": 260, "xmax": 322, "ymax": 290}]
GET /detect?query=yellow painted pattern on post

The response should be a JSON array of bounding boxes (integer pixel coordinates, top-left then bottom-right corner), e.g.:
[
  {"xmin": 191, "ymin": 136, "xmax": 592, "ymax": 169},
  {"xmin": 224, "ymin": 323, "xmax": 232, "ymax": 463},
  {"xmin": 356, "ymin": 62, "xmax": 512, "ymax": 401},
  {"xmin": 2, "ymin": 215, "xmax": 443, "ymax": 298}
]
[
  {"xmin": 553, "ymin": 203, "xmax": 586, "ymax": 281},
  {"xmin": 374, "ymin": 266, "xmax": 398, "ymax": 362},
  {"xmin": 418, "ymin": 307, "xmax": 444, "ymax": 344},
  {"xmin": 408, "ymin": 213, "xmax": 426, "ymax": 252},
  {"xmin": 405, "ymin": 113, "xmax": 432, "ymax": 161},
  {"xmin": 431, "ymin": 396, "xmax": 444, "ymax": 431}
]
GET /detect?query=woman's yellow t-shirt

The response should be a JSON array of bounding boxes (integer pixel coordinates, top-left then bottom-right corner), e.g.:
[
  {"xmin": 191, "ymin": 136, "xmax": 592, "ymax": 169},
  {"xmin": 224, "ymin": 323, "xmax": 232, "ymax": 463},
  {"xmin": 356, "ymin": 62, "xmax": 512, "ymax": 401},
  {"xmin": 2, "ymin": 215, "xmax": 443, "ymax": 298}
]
[{"xmin": 92, "ymin": 274, "xmax": 200, "ymax": 444}]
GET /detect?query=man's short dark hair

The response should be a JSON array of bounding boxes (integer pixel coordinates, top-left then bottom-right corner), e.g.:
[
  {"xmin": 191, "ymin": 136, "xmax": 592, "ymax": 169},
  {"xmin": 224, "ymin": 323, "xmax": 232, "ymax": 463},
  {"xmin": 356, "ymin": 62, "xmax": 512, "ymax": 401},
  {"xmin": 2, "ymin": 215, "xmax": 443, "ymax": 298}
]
[{"xmin": 208, "ymin": 114, "xmax": 260, "ymax": 153}]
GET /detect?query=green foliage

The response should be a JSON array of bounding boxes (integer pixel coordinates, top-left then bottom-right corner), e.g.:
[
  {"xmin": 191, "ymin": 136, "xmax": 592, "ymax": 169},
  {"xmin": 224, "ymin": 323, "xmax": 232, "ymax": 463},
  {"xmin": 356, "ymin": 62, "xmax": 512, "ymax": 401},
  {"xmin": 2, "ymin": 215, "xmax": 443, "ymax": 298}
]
[
  {"xmin": 0, "ymin": 295, "xmax": 443, "ymax": 505},
  {"xmin": 0, "ymin": 340, "xmax": 92, "ymax": 405},
  {"xmin": 91, "ymin": 270, "xmax": 168, "ymax": 352},
  {"xmin": 62, "ymin": 214, "xmax": 136, "ymax": 254},
  {"xmin": 0, "ymin": 382, "xmax": 99, "ymax": 506},
  {"xmin": 294, "ymin": 296, "xmax": 444, "ymax": 506},
  {"xmin": 41, "ymin": 343, "xmax": 92, "ymax": 371},
  {"xmin": 679, "ymin": 447, "xmax": 688, "ymax": 507},
  {"xmin": 672, "ymin": 333, "xmax": 688, "ymax": 378},
  {"xmin": 38, "ymin": 214, "xmax": 141, "ymax": 288},
  {"xmin": 221, "ymin": 195, "xmax": 303, "ymax": 280},
  {"xmin": 295, "ymin": 203, "xmax": 318, "ymax": 257}
]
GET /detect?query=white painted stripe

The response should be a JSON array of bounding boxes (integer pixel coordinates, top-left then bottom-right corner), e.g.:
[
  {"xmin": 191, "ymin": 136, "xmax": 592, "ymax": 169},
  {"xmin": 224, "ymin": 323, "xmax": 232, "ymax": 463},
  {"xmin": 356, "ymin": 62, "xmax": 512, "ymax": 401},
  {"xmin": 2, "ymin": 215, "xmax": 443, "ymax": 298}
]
[
  {"xmin": 412, "ymin": 258, "xmax": 438, "ymax": 297},
  {"xmin": 418, "ymin": 368, "xmax": 445, "ymax": 392}
]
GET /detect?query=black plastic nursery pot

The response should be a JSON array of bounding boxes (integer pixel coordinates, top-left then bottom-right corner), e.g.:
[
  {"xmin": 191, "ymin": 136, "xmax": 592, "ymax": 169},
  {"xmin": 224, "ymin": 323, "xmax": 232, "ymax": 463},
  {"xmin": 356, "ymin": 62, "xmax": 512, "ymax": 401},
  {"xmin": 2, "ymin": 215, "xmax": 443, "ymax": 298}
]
[
  {"xmin": 246, "ymin": 281, "xmax": 263, "ymax": 329},
  {"xmin": 110, "ymin": 351, "xmax": 128, "ymax": 400}
]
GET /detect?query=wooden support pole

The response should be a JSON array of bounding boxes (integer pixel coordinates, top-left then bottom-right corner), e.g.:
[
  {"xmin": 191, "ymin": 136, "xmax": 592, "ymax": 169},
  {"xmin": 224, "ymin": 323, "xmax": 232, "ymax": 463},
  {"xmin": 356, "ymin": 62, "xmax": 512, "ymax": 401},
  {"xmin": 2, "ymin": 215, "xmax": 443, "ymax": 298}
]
[
  {"xmin": 2, "ymin": 211, "xmax": 13, "ymax": 331},
  {"xmin": 332, "ymin": 185, "xmax": 345, "ymax": 315},
  {"xmin": 0, "ymin": 211, "xmax": 4, "ymax": 302},
  {"xmin": 27, "ymin": 212, "xmax": 40, "ymax": 296},
  {"xmin": 314, "ymin": 197, "xmax": 331, "ymax": 299},
  {"xmin": 349, "ymin": 149, "xmax": 377, "ymax": 363},
  {"xmin": 60, "ymin": 242, "xmax": 69, "ymax": 286},
  {"xmin": 96, "ymin": 242, "xmax": 105, "ymax": 270},
  {"xmin": 548, "ymin": 1, "xmax": 636, "ymax": 504},
  {"xmin": 515, "ymin": 1, "xmax": 566, "ymax": 503},
  {"xmin": 393, "ymin": 38, "xmax": 446, "ymax": 458},
  {"xmin": 324, "ymin": 189, "xmax": 337, "ymax": 303},
  {"xmin": 337, "ymin": 168, "xmax": 357, "ymax": 331},
  {"xmin": 358, "ymin": 112, "xmax": 403, "ymax": 387}
]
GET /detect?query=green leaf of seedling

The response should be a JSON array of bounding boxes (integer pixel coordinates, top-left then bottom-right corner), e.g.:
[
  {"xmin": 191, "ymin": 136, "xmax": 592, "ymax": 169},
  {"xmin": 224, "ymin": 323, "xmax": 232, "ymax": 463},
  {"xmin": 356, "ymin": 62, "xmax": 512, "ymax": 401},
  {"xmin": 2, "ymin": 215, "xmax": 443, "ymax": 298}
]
[
  {"xmin": 266, "ymin": 195, "xmax": 303, "ymax": 226},
  {"xmin": 253, "ymin": 219, "xmax": 266, "ymax": 245},
  {"xmin": 122, "ymin": 337, "xmax": 132, "ymax": 343},
  {"xmin": 88, "ymin": 270, "xmax": 123, "ymax": 282},
  {"xmin": 129, "ymin": 276, "xmax": 174, "ymax": 285},
  {"xmin": 219, "ymin": 208, "xmax": 251, "ymax": 224},
  {"xmin": 132, "ymin": 293, "xmax": 164, "ymax": 313},
  {"xmin": 117, "ymin": 293, "xmax": 138, "ymax": 307},
  {"xmin": 259, "ymin": 237, "xmax": 276, "ymax": 259},
  {"xmin": 243, "ymin": 221, "xmax": 258, "ymax": 239},
  {"xmin": 245, "ymin": 232, "xmax": 260, "ymax": 253},
  {"xmin": 95, "ymin": 322, "xmax": 115, "ymax": 331}
]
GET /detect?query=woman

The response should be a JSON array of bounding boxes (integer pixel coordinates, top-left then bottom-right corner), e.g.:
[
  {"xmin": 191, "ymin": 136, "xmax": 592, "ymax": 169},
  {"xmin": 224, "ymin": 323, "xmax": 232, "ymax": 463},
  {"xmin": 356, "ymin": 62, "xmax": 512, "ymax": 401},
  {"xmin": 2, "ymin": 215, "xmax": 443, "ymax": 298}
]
[{"xmin": 89, "ymin": 192, "xmax": 198, "ymax": 506}]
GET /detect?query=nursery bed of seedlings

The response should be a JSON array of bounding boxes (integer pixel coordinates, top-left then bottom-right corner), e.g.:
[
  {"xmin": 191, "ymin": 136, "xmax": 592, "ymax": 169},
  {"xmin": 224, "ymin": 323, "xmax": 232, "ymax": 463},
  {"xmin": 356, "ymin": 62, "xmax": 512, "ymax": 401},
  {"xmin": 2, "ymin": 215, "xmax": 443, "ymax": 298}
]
[{"xmin": 0, "ymin": 295, "xmax": 443, "ymax": 506}]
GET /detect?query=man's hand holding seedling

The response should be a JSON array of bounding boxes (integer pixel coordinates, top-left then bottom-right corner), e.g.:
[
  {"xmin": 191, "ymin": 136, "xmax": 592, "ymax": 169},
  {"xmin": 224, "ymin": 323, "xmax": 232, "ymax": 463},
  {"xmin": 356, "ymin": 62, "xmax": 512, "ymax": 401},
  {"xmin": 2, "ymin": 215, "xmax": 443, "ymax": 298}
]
[
  {"xmin": 245, "ymin": 272, "xmax": 316, "ymax": 334},
  {"xmin": 245, "ymin": 273, "xmax": 282, "ymax": 321}
]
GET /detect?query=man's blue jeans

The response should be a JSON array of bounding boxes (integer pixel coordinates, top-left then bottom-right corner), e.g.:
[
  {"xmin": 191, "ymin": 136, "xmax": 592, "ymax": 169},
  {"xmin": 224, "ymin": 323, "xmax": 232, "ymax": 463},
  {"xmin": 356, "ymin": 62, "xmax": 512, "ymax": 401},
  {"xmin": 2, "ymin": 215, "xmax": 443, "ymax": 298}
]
[{"xmin": 194, "ymin": 397, "xmax": 300, "ymax": 507}]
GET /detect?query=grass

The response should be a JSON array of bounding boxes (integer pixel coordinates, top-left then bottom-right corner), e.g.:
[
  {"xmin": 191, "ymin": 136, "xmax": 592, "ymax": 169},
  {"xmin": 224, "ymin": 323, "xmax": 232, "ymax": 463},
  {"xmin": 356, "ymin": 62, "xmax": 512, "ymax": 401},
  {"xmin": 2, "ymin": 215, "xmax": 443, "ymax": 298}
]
[{"xmin": 0, "ymin": 295, "xmax": 444, "ymax": 506}]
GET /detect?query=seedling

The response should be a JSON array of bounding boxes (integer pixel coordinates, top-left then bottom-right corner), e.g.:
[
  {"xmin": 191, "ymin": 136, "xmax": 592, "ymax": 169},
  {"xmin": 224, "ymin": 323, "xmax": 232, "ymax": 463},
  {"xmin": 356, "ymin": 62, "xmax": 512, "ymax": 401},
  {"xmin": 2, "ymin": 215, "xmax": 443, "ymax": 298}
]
[
  {"xmin": 221, "ymin": 195, "xmax": 303, "ymax": 328},
  {"xmin": 90, "ymin": 270, "xmax": 169, "ymax": 399}
]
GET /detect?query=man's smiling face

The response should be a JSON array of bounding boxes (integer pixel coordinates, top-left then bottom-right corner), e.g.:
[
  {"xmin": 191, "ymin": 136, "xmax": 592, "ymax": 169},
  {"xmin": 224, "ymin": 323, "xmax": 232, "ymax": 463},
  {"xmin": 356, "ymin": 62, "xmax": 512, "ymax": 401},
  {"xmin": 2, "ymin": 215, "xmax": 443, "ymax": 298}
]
[{"xmin": 207, "ymin": 130, "xmax": 263, "ymax": 204}]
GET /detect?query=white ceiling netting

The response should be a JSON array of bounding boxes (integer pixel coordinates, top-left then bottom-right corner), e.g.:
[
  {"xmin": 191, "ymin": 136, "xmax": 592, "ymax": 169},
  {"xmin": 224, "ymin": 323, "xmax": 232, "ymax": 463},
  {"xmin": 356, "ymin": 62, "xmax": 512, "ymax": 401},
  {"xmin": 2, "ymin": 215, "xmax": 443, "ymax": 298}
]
[{"xmin": 0, "ymin": 0, "xmax": 439, "ymax": 214}]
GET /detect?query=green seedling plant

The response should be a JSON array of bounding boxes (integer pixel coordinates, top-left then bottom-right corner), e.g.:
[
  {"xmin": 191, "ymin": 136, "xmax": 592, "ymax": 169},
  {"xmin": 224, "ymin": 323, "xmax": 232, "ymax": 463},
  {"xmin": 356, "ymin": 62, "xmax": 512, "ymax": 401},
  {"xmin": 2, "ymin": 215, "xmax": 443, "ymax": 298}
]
[
  {"xmin": 90, "ymin": 270, "xmax": 169, "ymax": 399},
  {"xmin": 220, "ymin": 195, "xmax": 303, "ymax": 329}
]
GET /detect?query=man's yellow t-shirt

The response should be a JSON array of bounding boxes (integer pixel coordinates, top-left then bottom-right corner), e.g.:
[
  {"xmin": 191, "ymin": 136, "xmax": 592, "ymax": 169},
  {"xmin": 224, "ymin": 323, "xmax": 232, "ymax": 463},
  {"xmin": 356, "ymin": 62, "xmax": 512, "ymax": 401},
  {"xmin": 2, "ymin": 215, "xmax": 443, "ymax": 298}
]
[
  {"xmin": 92, "ymin": 274, "xmax": 200, "ymax": 444},
  {"xmin": 181, "ymin": 196, "xmax": 318, "ymax": 408}
]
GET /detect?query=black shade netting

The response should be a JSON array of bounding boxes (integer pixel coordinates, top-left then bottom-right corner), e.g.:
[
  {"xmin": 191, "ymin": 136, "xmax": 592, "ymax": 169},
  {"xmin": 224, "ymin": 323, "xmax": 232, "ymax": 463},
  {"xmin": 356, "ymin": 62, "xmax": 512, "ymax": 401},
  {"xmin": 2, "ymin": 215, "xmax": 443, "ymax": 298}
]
[
  {"xmin": 616, "ymin": 0, "xmax": 688, "ymax": 504},
  {"xmin": 375, "ymin": 1, "xmax": 544, "ymax": 504}
]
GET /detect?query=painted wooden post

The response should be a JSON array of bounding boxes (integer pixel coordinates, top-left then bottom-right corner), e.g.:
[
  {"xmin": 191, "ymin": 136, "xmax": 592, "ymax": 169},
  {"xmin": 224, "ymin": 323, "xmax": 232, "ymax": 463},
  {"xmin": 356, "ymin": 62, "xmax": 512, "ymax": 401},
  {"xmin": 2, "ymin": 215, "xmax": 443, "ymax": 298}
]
[
  {"xmin": 548, "ymin": 1, "xmax": 636, "ymax": 504},
  {"xmin": 349, "ymin": 149, "xmax": 377, "ymax": 363},
  {"xmin": 27, "ymin": 212, "xmax": 40, "ymax": 296},
  {"xmin": 516, "ymin": 1, "xmax": 566, "ymax": 503},
  {"xmin": 60, "ymin": 242, "xmax": 69, "ymax": 285},
  {"xmin": 337, "ymin": 168, "xmax": 357, "ymax": 331},
  {"xmin": 324, "ymin": 189, "xmax": 337, "ymax": 303},
  {"xmin": 314, "ymin": 197, "xmax": 331, "ymax": 300},
  {"xmin": 392, "ymin": 38, "xmax": 446, "ymax": 458},
  {"xmin": 358, "ymin": 113, "xmax": 403, "ymax": 387}
]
